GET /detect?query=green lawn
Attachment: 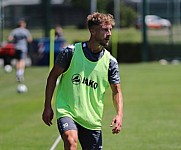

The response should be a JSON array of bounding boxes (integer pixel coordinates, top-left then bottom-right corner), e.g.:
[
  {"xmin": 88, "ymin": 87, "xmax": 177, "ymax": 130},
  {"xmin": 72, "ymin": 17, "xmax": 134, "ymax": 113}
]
[
  {"xmin": 2, "ymin": 27, "xmax": 141, "ymax": 44},
  {"xmin": 3, "ymin": 26, "xmax": 181, "ymax": 45},
  {"xmin": 0, "ymin": 63, "xmax": 181, "ymax": 150}
]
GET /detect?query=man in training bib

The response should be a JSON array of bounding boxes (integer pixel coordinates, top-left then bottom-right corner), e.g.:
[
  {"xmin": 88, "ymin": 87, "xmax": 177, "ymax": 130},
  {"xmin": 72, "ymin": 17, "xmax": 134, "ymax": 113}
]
[{"xmin": 42, "ymin": 12, "xmax": 124, "ymax": 150}]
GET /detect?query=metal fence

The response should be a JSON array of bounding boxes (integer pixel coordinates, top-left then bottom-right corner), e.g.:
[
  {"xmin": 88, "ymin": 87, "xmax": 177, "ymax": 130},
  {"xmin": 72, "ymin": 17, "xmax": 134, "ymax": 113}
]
[{"xmin": 136, "ymin": 0, "xmax": 181, "ymax": 44}]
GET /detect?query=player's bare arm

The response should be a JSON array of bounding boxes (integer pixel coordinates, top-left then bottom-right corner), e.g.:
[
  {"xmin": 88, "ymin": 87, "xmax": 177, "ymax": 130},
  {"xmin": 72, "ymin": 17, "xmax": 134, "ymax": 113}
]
[
  {"xmin": 42, "ymin": 65, "xmax": 65, "ymax": 126},
  {"xmin": 110, "ymin": 83, "xmax": 123, "ymax": 134}
]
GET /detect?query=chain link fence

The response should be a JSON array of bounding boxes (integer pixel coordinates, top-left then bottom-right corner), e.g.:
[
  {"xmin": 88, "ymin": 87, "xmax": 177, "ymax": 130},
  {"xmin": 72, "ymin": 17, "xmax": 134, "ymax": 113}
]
[
  {"xmin": 136, "ymin": 0, "xmax": 181, "ymax": 44},
  {"xmin": 133, "ymin": 0, "xmax": 181, "ymax": 62}
]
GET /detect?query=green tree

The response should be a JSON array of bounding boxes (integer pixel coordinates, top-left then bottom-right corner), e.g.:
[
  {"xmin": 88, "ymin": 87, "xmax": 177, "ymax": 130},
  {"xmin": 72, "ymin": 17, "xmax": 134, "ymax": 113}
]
[
  {"xmin": 71, "ymin": 0, "xmax": 109, "ymax": 13},
  {"xmin": 71, "ymin": 0, "xmax": 90, "ymax": 10},
  {"xmin": 97, "ymin": 0, "xmax": 109, "ymax": 12},
  {"xmin": 120, "ymin": 3, "xmax": 137, "ymax": 27},
  {"xmin": 107, "ymin": 1, "xmax": 137, "ymax": 28}
]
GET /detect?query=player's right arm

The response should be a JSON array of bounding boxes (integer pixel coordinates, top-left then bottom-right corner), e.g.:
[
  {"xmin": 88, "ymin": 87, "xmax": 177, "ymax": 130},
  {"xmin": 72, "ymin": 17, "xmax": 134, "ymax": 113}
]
[
  {"xmin": 8, "ymin": 30, "xmax": 15, "ymax": 42},
  {"xmin": 42, "ymin": 65, "xmax": 65, "ymax": 126},
  {"xmin": 42, "ymin": 45, "xmax": 74, "ymax": 126},
  {"xmin": 8, "ymin": 34, "xmax": 14, "ymax": 42}
]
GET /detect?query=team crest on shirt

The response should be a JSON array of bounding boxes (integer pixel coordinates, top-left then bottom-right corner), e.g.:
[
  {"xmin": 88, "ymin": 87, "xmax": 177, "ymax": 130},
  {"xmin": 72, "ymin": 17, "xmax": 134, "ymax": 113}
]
[
  {"xmin": 72, "ymin": 74, "xmax": 82, "ymax": 85},
  {"xmin": 71, "ymin": 74, "xmax": 98, "ymax": 89}
]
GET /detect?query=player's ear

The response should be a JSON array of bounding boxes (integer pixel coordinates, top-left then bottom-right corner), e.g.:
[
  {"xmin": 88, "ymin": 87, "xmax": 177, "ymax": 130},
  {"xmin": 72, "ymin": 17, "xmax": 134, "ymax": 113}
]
[{"xmin": 89, "ymin": 26, "xmax": 96, "ymax": 36}]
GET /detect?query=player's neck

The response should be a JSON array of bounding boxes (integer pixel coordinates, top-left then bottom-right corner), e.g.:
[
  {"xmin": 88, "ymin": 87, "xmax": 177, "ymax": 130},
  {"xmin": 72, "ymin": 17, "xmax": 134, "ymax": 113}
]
[{"xmin": 87, "ymin": 40, "xmax": 103, "ymax": 53}]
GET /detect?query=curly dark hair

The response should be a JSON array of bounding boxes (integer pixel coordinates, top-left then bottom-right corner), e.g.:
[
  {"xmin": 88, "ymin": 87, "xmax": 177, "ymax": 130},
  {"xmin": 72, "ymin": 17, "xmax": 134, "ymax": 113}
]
[{"xmin": 87, "ymin": 12, "xmax": 115, "ymax": 29}]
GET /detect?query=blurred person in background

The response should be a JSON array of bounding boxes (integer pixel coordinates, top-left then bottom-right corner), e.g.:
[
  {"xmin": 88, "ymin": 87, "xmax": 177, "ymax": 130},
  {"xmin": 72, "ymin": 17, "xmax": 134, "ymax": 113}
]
[
  {"xmin": 8, "ymin": 19, "xmax": 32, "ymax": 82},
  {"xmin": 42, "ymin": 12, "xmax": 123, "ymax": 150},
  {"xmin": 54, "ymin": 24, "xmax": 66, "ymax": 50},
  {"xmin": 55, "ymin": 25, "xmax": 64, "ymax": 40},
  {"xmin": 38, "ymin": 24, "xmax": 66, "ymax": 58}
]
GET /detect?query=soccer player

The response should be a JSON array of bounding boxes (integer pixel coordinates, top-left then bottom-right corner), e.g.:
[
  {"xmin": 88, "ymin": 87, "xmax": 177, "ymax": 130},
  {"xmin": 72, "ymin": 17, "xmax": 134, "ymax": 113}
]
[
  {"xmin": 8, "ymin": 19, "xmax": 32, "ymax": 82},
  {"xmin": 42, "ymin": 12, "xmax": 123, "ymax": 150}
]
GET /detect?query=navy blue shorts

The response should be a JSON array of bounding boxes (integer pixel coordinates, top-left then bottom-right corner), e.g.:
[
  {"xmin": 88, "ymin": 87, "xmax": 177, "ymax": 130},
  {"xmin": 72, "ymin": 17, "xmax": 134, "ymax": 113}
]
[
  {"xmin": 57, "ymin": 116, "xmax": 102, "ymax": 150},
  {"xmin": 15, "ymin": 49, "xmax": 27, "ymax": 60}
]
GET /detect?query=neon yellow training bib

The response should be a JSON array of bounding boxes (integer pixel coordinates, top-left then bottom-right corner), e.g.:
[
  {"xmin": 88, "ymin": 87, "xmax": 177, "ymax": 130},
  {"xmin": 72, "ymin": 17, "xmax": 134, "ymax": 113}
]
[{"xmin": 56, "ymin": 43, "xmax": 110, "ymax": 130}]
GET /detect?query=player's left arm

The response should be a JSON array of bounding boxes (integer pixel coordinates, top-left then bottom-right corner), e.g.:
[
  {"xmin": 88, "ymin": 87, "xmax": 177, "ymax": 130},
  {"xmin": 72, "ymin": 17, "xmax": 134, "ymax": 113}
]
[
  {"xmin": 110, "ymin": 83, "xmax": 123, "ymax": 134},
  {"xmin": 26, "ymin": 30, "xmax": 33, "ymax": 43}
]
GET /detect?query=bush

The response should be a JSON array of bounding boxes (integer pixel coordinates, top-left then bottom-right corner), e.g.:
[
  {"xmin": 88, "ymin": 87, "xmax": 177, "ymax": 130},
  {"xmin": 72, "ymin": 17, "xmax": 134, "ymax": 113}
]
[
  {"xmin": 107, "ymin": 1, "xmax": 137, "ymax": 28},
  {"xmin": 120, "ymin": 4, "xmax": 137, "ymax": 27}
]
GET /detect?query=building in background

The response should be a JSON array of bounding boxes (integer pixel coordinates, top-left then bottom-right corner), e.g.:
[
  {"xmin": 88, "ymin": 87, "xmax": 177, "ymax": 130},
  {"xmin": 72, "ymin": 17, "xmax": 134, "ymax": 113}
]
[{"xmin": 1, "ymin": 0, "xmax": 88, "ymax": 28}]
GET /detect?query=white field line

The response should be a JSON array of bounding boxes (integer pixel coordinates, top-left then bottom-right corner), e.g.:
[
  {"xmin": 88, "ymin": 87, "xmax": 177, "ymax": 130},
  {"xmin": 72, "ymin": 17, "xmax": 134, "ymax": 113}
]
[{"xmin": 50, "ymin": 135, "xmax": 62, "ymax": 150}]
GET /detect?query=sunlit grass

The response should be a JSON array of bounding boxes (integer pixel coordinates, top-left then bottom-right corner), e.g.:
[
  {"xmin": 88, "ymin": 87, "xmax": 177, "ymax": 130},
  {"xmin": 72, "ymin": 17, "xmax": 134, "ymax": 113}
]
[{"xmin": 0, "ymin": 63, "xmax": 181, "ymax": 150}]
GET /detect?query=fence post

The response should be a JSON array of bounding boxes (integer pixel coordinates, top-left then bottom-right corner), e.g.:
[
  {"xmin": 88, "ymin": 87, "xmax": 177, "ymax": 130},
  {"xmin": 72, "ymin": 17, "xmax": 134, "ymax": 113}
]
[{"xmin": 142, "ymin": 0, "xmax": 149, "ymax": 62}]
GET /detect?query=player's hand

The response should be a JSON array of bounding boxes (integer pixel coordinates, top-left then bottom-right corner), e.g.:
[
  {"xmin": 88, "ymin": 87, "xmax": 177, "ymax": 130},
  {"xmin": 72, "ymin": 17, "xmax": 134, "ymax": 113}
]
[
  {"xmin": 110, "ymin": 115, "xmax": 122, "ymax": 134},
  {"xmin": 42, "ymin": 106, "xmax": 54, "ymax": 126}
]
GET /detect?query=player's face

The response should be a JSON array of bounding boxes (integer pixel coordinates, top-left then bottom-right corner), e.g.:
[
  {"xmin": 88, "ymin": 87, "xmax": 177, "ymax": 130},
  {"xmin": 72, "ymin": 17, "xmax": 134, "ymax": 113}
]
[{"xmin": 95, "ymin": 23, "xmax": 112, "ymax": 47}]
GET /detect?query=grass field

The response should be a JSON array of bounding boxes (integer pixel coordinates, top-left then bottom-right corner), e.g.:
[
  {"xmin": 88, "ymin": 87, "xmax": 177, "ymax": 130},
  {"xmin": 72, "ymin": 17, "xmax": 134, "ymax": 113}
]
[
  {"xmin": 2, "ymin": 27, "xmax": 141, "ymax": 44},
  {"xmin": 0, "ymin": 62, "xmax": 181, "ymax": 150},
  {"xmin": 3, "ymin": 26, "xmax": 181, "ymax": 45}
]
